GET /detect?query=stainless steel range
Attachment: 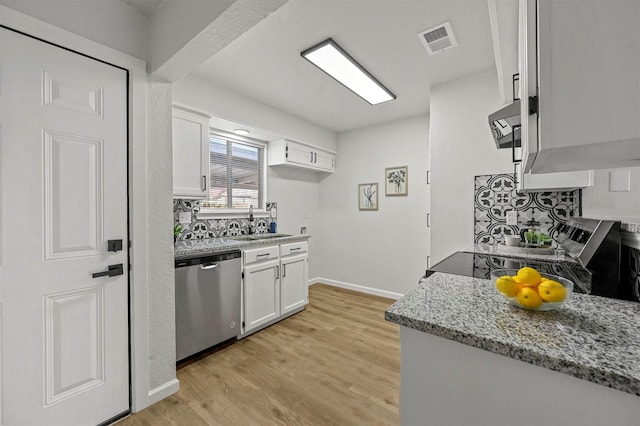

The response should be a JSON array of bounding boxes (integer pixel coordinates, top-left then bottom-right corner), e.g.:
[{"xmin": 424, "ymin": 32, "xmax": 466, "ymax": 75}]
[{"xmin": 426, "ymin": 218, "xmax": 630, "ymax": 300}]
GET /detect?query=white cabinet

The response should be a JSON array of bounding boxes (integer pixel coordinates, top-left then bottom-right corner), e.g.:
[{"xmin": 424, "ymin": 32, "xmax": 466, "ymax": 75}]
[
  {"xmin": 515, "ymin": 162, "xmax": 594, "ymax": 193},
  {"xmin": 243, "ymin": 245, "xmax": 280, "ymax": 333},
  {"xmin": 172, "ymin": 106, "xmax": 210, "ymax": 198},
  {"xmin": 241, "ymin": 241, "xmax": 308, "ymax": 336},
  {"xmin": 268, "ymin": 139, "xmax": 336, "ymax": 173},
  {"xmin": 279, "ymin": 242, "xmax": 308, "ymax": 316},
  {"xmin": 519, "ymin": 0, "xmax": 640, "ymax": 174}
]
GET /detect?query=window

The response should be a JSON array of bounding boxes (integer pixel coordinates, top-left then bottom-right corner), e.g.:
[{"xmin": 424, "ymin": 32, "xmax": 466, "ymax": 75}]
[{"xmin": 202, "ymin": 134, "xmax": 266, "ymax": 210}]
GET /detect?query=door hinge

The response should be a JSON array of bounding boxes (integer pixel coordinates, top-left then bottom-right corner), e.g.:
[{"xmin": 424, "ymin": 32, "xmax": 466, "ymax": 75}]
[{"xmin": 528, "ymin": 95, "xmax": 538, "ymax": 115}]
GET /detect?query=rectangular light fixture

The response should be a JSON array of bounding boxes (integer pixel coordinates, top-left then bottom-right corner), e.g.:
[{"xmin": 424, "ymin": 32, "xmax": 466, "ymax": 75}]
[{"xmin": 301, "ymin": 38, "xmax": 396, "ymax": 105}]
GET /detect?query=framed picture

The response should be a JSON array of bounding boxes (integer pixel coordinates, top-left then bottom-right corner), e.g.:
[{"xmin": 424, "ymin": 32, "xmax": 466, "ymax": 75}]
[
  {"xmin": 358, "ymin": 183, "xmax": 378, "ymax": 210},
  {"xmin": 385, "ymin": 166, "xmax": 408, "ymax": 195}
]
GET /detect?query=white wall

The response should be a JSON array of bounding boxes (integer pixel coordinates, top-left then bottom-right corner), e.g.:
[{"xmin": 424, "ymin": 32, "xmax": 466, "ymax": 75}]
[
  {"xmin": 145, "ymin": 79, "xmax": 177, "ymax": 392},
  {"xmin": 172, "ymin": 74, "xmax": 336, "ymax": 151},
  {"xmin": 316, "ymin": 115, "xmax": 430, "ymax": 298},
  {"xmin": 429, "ymin": 69, "xmax": 513, "ymax": 264},
  {"xmin": 172, "ymin": 74, "xmax": 337, "ymax": 280},
  {"xmin": 0, "ymin": 0, "xmax": 149, "ymax": 61},
  {"xmin": 268, "ymin": 168, "xmax": 322, "ymax": 278},
  {"xmin": 582, "ymin": 167, "xmax": 640, "ymax": 222}
]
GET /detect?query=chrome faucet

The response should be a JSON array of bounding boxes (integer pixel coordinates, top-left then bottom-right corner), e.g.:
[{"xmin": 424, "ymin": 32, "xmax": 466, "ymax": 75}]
[{"xmin": 248, "ymin": 205, "xmax": 254, "ymax": 235}]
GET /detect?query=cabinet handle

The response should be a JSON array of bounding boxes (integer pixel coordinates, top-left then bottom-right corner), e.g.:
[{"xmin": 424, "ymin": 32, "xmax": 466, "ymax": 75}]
[
  {"xmin": 202, "ymin": 175, "xmax": 207, "ymax": 191},
  {"xmin": 310, "ymin": 152, "xmax": 313, "ymax": 163},
  {"xmin": 426, "ymin": 170, "xmax": 430, "ymax": 185},
  {"xmin": 282, "ymin": 264, "xmax": 286, "ymax": 278},
  {"xmin": 427, "ymin": 213, "xmax": 430, "ymax": 228},
  {"xmin": 275, "ymin": 265, "xmax": 279, "ymax": 280},
  {"xmin": 314, "ymin": 152, "xmax": 317, "ymax": 163},
  {"xmin": 511, "ymin": 124, "xmax": 522, "ymax": 163},
  {"xmin": 290, "ymin": 247, "xmax": 301, "ymax": 252},
  {"xmin": 257, "ymin": 253, "xmax": 270, "ymax": 258}
]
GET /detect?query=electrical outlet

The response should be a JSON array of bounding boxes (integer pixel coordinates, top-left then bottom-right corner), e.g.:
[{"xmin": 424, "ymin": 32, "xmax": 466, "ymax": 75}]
[
  {"xmin": 178, "ymin": 212, "xmax": 192, "ymax": 224},
  {"xmin": 506, "ymin": 210, "xmax": 518, "ymax": 226},
  {"xmin": 300, "ymin": 226, "xmax": 307, "ymax": 235}
]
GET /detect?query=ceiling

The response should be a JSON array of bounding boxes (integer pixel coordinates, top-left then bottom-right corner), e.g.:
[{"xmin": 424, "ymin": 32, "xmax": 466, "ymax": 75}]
[{"xmin": 124, "ymin": 0, "xmax": 498, "ymax": 135}]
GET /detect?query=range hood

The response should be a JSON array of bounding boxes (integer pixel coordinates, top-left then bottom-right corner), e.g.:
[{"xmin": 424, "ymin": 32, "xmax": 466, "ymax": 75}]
[{"xmin": 488, "ymin": 99, "xmax": 521, "ymax": 149}]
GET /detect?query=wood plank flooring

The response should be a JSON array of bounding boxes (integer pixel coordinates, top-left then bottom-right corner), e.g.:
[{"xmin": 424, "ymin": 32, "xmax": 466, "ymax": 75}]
[{"xmin": 119, "ymin": 284, "xmax": 400, "ymax": 425}]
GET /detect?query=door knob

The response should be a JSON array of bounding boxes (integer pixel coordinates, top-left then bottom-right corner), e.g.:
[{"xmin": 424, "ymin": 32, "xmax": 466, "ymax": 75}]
[{"xmin": 92, "ymin": 264, "xmax": 124, "ymax": 278}]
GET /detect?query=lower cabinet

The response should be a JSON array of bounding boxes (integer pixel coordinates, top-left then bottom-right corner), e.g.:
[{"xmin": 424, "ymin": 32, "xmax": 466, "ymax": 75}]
[
  {"xmin": 241, "ymin": 241, "xmax": 308, "ymax": 336},
  {"xmin": 243, "ymin": 257, "xmax": 280, "ymax": 333}
]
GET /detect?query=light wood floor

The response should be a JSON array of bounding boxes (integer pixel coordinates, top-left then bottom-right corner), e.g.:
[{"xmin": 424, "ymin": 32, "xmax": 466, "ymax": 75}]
[{"xmin": 119, "ymin": 284, "xmax": 400, "ymax": 425}]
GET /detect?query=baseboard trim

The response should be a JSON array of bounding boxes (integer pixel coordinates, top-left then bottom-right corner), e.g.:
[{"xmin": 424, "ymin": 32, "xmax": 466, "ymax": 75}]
[
  {"xmin": 148, "ymin": 378, "xmax": 179, "ymax": 406},
  {"xmin": 309, "ymin": 277, "xmax": 403, "ymax": 300}
]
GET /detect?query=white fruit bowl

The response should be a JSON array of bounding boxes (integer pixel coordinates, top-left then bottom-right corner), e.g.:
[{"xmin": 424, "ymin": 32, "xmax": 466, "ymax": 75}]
[{"xmin": 491, "ymin": 268, "xmax": 574, "ymax": 311}]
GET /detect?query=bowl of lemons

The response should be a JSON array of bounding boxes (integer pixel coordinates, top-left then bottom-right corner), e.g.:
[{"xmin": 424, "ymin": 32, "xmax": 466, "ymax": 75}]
[{"xmin": 491, "ymin": 266, "xmax": 573, "ymax": 311}]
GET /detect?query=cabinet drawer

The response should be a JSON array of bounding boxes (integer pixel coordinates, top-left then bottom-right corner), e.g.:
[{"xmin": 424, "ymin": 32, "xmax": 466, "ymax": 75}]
[
  {"xmin": 243, "ymin": 245, "xmax": 279, "ymax": 265},
  {"xmin": 280, "ymin": 241, "xmax": 308, "ymax": 257}
]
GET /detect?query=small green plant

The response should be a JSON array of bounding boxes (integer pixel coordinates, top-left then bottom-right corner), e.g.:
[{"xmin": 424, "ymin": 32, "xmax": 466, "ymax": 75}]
[
  {"xmin": 524, "ymin": 230, "xmax": 552, "ymax": 246},
  {"xmin": 174, "ymin": 224, "xmax": 183, "ymax": 239}
]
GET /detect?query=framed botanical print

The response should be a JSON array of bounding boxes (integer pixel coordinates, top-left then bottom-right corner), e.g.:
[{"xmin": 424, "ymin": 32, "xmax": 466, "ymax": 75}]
[
  {"xmin": 358, "ymin": 183, "xmax": 378, "ymax": 210},
  {"xmin": 385, "ymin": 166, "xmax": 408, "ymax": 195}
]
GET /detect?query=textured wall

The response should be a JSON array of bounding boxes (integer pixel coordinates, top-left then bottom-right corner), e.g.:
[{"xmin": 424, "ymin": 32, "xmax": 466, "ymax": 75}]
[
  {"xmin": 146, "ymin": 79, "xmax": 176, "ymax": 390},
  {"xmin": 429, "ymin": 70, "xmax": 514, "ymax": 264}
]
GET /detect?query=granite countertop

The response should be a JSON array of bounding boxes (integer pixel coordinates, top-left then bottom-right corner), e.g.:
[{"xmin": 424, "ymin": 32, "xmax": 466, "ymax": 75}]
[
  {"xmin": 174, "ymin": 234, "xmax": 310, "ymax": 259},
  {"xmin": 385, "ymin": 272, "xmax": 640, "ymax": 396}
]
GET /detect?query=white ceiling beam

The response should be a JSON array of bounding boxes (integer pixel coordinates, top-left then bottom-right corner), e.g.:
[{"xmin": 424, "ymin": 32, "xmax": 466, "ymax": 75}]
[{"xmin": 149, "ymin": 0, "xmax": 288, "ymax": 82}]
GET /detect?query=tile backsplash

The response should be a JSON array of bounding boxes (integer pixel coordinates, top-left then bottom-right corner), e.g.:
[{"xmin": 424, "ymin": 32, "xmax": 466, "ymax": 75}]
[
  {"xmin": 174, "ymin": 199, "xmax": 272, "ymax": 240},
  {"xmin": 474, "ymin": 174, "xmax": 581, "ymax": 246}
]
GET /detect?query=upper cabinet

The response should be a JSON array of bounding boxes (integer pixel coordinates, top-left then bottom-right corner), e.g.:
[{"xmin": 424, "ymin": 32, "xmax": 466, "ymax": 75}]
[
  {"xmin": 519, "ymin": 0, "xmax": 640, "ymax": 174},
  {"xmin": 172, "ymin": 106, "xmax": 210, "ymax": 199},
  {"xmin": 268, "ymin": 139, "xmax": 336, "ymax": 173}
]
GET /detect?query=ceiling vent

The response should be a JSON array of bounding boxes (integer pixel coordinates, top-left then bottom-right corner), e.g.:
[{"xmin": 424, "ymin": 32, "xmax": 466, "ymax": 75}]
[{"xmin": 418, "ymin": 21, "xmax": 457, "ymax": 55}]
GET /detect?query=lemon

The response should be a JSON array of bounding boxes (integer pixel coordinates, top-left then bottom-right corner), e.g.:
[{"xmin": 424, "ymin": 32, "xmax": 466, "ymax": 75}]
[
  {"xmin": 516, "ymin": 286, "xmax": 544, "ymax": 309},
  {"xmin": 538, "ymin": 280, "xmax": 567, "ymax": 302},
  {"xmin": 516, "ymin": 267, "xmax": 542, "ymax": 286},
  {"xmin": 495, "ymin": 276, "xmax": 519, "ymax": 297}
]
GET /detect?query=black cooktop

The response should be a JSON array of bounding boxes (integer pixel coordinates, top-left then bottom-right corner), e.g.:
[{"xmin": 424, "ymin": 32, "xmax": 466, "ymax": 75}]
[{"xmin": 426, "ymin": 251, "xmax": 592, "ymax": 294}]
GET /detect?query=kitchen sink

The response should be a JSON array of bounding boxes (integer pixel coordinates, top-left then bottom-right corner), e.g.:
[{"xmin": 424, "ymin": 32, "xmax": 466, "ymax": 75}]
[{"xmin": 230, "ymin": 233, "xmax": 292, "ymax": 241}]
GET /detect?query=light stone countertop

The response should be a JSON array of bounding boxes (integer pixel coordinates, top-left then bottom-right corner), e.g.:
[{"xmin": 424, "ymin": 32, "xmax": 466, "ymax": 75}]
[
  {"xmin": 174, "ymin": 234, "xmax": 310, "ymax": 259},
  {"xmin": 385, "ymin": 272, "xmax": 640, "ymax": 396}
]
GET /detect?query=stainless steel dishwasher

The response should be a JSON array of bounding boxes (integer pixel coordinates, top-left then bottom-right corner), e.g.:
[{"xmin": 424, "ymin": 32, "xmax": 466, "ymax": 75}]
[{"xmin": 174, "ymin": 250, "xmax": 241, "ymax": 362}]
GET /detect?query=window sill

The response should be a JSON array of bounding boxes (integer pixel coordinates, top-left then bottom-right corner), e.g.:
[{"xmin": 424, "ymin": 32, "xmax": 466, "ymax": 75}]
[{"xmin": 197, "ymin": 208, "xmax": 270, "ymax": 220}]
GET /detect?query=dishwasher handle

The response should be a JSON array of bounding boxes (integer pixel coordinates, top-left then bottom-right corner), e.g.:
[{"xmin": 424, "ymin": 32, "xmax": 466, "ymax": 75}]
[{"xmin": 200, "ymin": 262, "xmax": 219, "ymax": 270}]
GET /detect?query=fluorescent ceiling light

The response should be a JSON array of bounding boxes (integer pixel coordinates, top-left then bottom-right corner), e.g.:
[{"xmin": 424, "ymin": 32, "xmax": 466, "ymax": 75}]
[
  {"xmin": 233, "ymin": 129, "xmax": 250, "ymax": 136},
  {"xmin": 301, "ymin": 38, "xmax": 396, "ymax": 105}
]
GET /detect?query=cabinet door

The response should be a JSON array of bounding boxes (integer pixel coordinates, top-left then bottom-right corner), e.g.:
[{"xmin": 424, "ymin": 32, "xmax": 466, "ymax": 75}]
[
  {"xmin": 314, "ymin": 150, "xmax": 335, "ymax": 172},
  {"xmin": 518, "ymin": 0, "xmax": 537, "ymax": 174},
  {"xmin": 522, "ymin": 0, "xmax": 640, "ymax": 173},
  {"xmin": 243, "ymin": 258, "xmax": 280, "ymax": 333},
  {"xmin": 280, "ymin": 253, "xmax": 308, "ymax": 316},
  {"xmin": 172, "ymin": 107, "xmax": 209, "ymax": 198},
  {"xmin": 286, "ymin": 141, "xmax": 314, "ymax": 167}
]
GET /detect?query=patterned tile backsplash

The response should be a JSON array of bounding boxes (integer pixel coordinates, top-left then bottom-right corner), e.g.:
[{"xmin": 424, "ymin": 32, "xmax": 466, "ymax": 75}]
[
  {"xmin": 474, "ymin": 174, "xmax": 581, "ymax": 246},
  {"xmin": 174, "ymin": 200, "xmax": 272, "ymax": 240}
]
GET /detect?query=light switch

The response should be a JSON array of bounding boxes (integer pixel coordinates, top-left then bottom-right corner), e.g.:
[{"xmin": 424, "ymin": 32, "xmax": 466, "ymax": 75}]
[
  {"xmin": 609, "ymin": 170, "xmax": 631, "ymax": 192},
  {"xmin": 178, "ymin": 212, "xmax": 192, "ymax": 224},
  {"xmin": 506, "ymin": 210, "xmax": 518, "ymax": 226}
]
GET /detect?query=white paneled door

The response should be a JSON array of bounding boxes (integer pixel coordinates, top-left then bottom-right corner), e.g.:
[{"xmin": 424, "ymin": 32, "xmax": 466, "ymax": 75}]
[{"xmin": 0, "ymin": 28, "xmax": 129, "ymax": 425}]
